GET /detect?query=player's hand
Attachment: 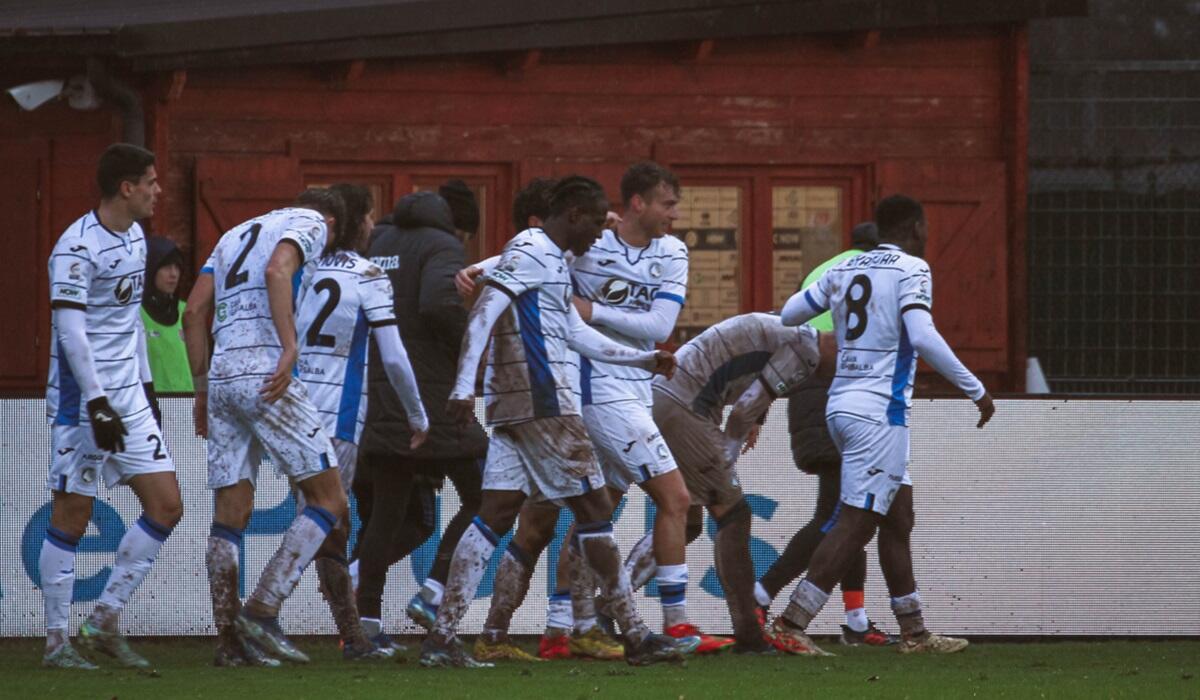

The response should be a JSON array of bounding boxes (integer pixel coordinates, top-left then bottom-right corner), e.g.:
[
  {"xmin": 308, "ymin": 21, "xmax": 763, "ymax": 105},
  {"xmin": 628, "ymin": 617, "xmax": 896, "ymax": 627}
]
[
  {"xmin": 455, "ymin": 266, "xmax": 484, "ymax": 299},
  {"xmin": 446, "ymin": 395, "xmax": 475, "ymax": 424},
  {"xmin": 741, "ymin": 424, "xmax": 761, "ymax": 454},
  {"xmin": 650, "ymin": 350, "xmax": 676, "ymax": 379},
  {"xmin": 605, "ymin": 210, "xmax": 623, "ymax": 229},
  {"xmin": 261, "ymin": 346, "xmax": 297, "ymax": 404},
  {"xmin": 974, "ymin": 392, "xmax": 995, "ymax": 429},
  {"xmin": 409, "ymin": 428, "xmax": 429, "ymax": 450},
  {"xmin": 193, "ymin": 392, "xmax": 208, "ymax": 438},
  {"xmin": 573, "ymin": 296, "xmax": 594, "ymax": 322},
  {"xmin": 86, "ymin": 396, "xmax": 127, "ymax": 453}
]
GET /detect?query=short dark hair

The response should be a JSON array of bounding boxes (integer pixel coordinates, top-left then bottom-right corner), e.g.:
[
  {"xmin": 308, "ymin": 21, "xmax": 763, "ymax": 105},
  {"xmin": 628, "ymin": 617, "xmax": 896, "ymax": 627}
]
[
  {"xmin": 620, "ymin": 161, "xmax": 680, "ymax": 205},
  {"xmin": 548, "ymin": 176, "xmax": 607, "ymax": 218},
  {"xmin": 294, "ymin": 188, "xmax": 347, "ymax": 254},
  {"xmin": 512, "ymin": 177, "xmax": 558, "ymax": 231},
  {"xmin": 328, "ymin": 183, "xmax": 373, "ymax": 252},
  {"xmin": 97, "ymin": 143, "xmax": 155, "ymax": 199},
  {"xmin": 850, "ymin": 221, "xmax": 880, "ymax": 250},
  {"xmin": 439, "ymin": 179, "xmax": 480, "ymax": 235},
  {"xmin": 874, "ymin": 195, "xmax": 924, "ymax": 240}
]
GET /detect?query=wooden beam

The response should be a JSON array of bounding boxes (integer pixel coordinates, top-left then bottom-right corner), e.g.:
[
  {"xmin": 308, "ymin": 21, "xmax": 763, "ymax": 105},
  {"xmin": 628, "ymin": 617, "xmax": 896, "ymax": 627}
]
[
  {"xmin": 691, "ymin": 38, "xmax": 715, "ymax": 63},
  {"xmin": 504, "ymin": 49, "xmax": 541, "ymax": 78},
  {"xmin": 165, "ymin": 69, "xmax": 187, "ymax": 101}
]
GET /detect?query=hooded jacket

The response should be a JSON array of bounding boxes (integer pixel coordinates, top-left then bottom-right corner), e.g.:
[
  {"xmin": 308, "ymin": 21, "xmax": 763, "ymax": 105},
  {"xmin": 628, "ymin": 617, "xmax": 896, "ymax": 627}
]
[
  {"xmin": 142, "ymin": 236, "xmax": 184, "ymax": 326},
  {"xmin": 360, "ymin": 191, "xmax": 488, "ymax": 461},
  {"xmin": 140, "ymin": 236, "xmax": 193, "ymax": 392}
]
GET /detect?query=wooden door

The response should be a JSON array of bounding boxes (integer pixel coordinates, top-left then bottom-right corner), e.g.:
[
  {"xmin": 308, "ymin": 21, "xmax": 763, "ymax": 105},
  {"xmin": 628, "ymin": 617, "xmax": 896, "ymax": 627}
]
[
  {"xmin": 193, "ymin": 156, "xmax": 304, "ymax": 269},
  {"xmin": 876, "ymin": 160, "xmax": 1010, "ymax": 382},
  {"xmin": 0, "ymin": 139, "xmax": 50, "ymax": 392}
]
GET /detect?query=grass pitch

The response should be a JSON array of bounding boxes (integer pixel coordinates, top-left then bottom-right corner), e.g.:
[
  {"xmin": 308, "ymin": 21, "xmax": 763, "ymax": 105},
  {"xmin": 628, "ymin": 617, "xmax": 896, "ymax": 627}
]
[{"xmin": 3, "ymin": 636, "xmax": 1196, "ymax": 699}]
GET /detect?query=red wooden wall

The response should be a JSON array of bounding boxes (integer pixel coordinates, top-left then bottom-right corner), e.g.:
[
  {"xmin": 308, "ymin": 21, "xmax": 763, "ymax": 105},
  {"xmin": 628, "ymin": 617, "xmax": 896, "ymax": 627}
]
[{"xmin": 1, "ymin": 24, "xmax": 1028, "ymax": 393}]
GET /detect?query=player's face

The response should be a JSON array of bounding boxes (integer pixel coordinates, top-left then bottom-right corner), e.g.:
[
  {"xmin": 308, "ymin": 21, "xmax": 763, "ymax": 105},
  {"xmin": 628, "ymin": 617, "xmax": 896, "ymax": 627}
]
[
  {"xmin": 632, "ymin": 182, "xmax": 680, "ymax": 238},
  {"xmin": 124, "ymin": 166, "xmax": 160, "ymax": 220},
  {"xmin": 155, "ymin": 262, "xmax": 181, "ymax": 296},
  {"xmin": 567, "ymin": 200, "xmax": 609, "ymax": 256}
]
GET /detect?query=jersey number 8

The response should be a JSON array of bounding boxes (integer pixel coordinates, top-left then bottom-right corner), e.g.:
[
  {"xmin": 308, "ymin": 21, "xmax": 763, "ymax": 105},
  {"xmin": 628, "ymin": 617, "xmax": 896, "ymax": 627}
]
[{"xmin": 844, "ymin": 274, "xmax": 871, "ymax": 341}]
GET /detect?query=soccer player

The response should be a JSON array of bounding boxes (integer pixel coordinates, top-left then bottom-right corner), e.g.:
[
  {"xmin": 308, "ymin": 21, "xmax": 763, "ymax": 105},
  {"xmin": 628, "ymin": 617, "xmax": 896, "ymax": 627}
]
[
  {"xmin": 769, "ymin": 194, "xmax": 995, "ymax": 656},
  {"xmin": 294, "ymin": 184, "xmax": 429, "ymax": 659},
  {"xmin": 184, "ymin": 188, "xmax": 350, "ymax": 666},
  {"xmin": 754, "ymin": 221, "xmax": 896, "ymax": 646},
  {"xmin": 649, "ymin": 312, "xmax": 826, "ymax": 653},
  {"xmin": 422, "ymin": 176, "xmax": 688, "ymax": 668},
  {"xmin": 41, "ymin": 143, "xmax": 182, "ymax": 670}
]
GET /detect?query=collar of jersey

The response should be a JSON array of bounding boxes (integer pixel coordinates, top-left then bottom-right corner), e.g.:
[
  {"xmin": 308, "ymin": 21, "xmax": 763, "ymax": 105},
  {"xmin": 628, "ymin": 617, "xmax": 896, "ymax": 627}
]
[{"xmin": 611, "ymin": 228, "xmax": 650, "ymax": 265}]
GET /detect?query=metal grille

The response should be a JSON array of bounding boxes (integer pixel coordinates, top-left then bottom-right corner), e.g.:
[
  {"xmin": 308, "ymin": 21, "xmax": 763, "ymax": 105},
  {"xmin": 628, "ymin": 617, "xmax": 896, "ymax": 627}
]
[{"xmin": 1028, "ymin": 61, "xmax": 1200, "ymax": 394}]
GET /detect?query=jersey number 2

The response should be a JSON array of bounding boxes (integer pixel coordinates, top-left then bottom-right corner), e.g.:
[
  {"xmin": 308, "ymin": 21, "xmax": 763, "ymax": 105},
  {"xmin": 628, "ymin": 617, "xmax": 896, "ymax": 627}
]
[
  {"xmin": 225, "ymin": 223, "xmax": 262, "ymax": 290},
  {"xmin": 305, "ymin": 279, "xmax": 341, "ymax": 348},
  {"xmin": 844, "ymin": 274, "xmax": 872, "ymax": 341}
]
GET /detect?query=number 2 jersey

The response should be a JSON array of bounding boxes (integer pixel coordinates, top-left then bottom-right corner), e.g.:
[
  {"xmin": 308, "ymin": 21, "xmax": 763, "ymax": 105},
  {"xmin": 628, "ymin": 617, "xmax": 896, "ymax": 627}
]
[
  {"xmin": 46, "ymin": 211, "xmax": 150, "ymax": 425},
  {"xmin": 201, "ymin": 207, "xmax": 327, "ymax": 383},
  {"xmin": 295, "ymin": 251, "xmax": 397, "ymax": 444},
  {"xmin": 800, "ymin": 243, "xmax": 933, "ymax": 426},
  {"xmin": 570, "ymin": 228, "xmax": 688, "ymax": 407}
]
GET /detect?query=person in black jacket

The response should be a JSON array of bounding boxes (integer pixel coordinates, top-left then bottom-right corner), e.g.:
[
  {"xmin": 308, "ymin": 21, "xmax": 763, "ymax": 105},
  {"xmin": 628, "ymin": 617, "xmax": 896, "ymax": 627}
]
[{"xmin": 352, "ymin": 190, "xmax": 487, "ymax": 645}]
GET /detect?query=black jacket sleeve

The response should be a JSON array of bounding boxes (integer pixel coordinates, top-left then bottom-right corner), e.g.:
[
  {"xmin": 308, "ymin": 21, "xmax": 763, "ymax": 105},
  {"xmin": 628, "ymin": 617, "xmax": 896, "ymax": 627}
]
[{"xmin": 418, "ymin": 237, "xmax": 470, "ymax": 351}]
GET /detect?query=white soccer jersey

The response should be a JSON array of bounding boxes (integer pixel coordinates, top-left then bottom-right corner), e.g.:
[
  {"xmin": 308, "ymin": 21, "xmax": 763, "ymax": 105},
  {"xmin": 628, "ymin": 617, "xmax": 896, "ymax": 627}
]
[
  {"xmin": 800, "ymin": 243, "xmax": 933, "ymax": 426},
  {"xmin": 201, "ymin": 207, "xmax": 328, "ymax": 382},
  {"xmin": 572, "ymin": 229, "xmax": 688, "ymax": 406},
  {"xmin": 46, "ymin": 211, "xmax": 150, "ymax": 425},
  {"xmin": 295, "ymin": 251, "xmax": 396, "ymax": 444},
  {"xmin": 481, "ymin": 228, "xmax": 579, "ymax": 426}
]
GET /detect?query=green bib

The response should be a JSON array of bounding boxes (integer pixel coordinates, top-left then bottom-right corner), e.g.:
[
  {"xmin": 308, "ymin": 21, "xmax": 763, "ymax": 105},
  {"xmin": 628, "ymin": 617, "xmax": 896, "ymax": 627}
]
[{"xmin": 141, "ymin": 301, "xmax": 194, "ymax": 393}]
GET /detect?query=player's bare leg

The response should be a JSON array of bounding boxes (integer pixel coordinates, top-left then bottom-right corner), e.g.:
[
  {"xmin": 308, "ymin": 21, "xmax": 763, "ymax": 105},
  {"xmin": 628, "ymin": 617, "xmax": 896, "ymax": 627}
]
[
  {"xmin": 40, "ymin": 491, "xmax": 97, "ymax": 669},
  {"xmin": 876, "ymin": 487, "xmax": 967, "ymax": 654},
  {"xmin": 78, "ymin": 471, "xmax": 182, "ymax": 669},
  {"xmin": 236, "ymin": 469, "xmax": 347, "ymax": 664},
  {"xmin": 477, "ymin": 500, "xmax": 558, "ymax": 662},
  {"xmin": 423, "ymin": 489, "xmax": 525, "ymax": 668}
]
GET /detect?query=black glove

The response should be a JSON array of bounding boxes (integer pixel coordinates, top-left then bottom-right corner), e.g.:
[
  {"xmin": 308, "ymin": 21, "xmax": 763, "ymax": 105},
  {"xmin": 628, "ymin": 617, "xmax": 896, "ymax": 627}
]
[
  {"xmin": 87, "ymin": 396, "xmax": 128, "ymax": 453},
  {"xmin": 143, "ymin": 382, "xmax": 162, "ymax": 428}
]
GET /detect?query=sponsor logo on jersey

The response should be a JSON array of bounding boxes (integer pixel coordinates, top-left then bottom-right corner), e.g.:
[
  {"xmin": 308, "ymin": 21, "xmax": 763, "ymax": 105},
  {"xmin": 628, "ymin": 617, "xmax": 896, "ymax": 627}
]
[
  {"xmin": 107, "ymin": 258, "xmax": 121, "ymax": 270},
  {"xmin": 598, "ymin": 259, "xmax": 617, "ymax": 267},
  {"xmin": 69, "ymin": 245, "xmax": 87, "ymax": 253},
  {"xmin": 114, "ymin": 273, "xmax": 143, "ymax": 305},
  {"xmin": 370, "ymin": 255, "xmax": 400, "ymax": 270},
  {"xmin": 216, "ymin": 302, "xmax": 227, "ymax": 322},
  {"xmin": 57, "ymin": 447, "xmax": 75, "ymax": 456},
  {"xmin": 597, "ymin": 278, "xmax": 657, "ymax": 306},
  {"xmin": 58, "ymin": 287, "xmax": 80, "ymax": 298}
]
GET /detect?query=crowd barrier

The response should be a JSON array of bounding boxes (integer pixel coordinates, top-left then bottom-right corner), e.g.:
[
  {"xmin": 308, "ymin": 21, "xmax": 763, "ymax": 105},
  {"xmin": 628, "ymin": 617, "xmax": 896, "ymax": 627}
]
[{"xmin": 2, "ymin": 398, "xmax": 1197, "ymax": 636}]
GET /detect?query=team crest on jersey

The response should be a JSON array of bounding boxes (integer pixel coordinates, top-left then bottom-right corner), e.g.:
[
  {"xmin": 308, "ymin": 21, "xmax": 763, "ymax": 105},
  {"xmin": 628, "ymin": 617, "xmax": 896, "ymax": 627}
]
[
  {"xmin": 81, "ymin": 467, "xmax": 97, "ymax": 484},
  {"xmin": 68, "ymin": 263, "xmax": 83, "ymax": 281},
  {"xmin": 598, "ymin": 278, "xmax": 656, "ymax": 306},
  {"xmin": 648, "ymin": 262, "xmax": 664, "ymax": 278}
]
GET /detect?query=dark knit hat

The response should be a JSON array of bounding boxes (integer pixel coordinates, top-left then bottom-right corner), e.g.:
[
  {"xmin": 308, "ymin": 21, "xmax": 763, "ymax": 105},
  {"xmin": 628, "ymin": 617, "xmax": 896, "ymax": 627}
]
[
  {"xmin": 439, "ymin": 179, "xmax": 480, "ymax": 235},
  {"xmin": 850, "ymin": 221, "xmax": 880, "ymax": 250}
]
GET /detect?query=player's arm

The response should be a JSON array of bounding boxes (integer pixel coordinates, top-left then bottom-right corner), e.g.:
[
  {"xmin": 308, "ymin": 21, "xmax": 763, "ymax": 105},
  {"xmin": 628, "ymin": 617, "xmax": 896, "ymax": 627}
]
[
  {"xmin": 566, "ymin": 304, "xmax": 675, "ymax": 377},
  {"xmin": 901, "ymin": 309, "xmax": 994, "ymax": 428},
  {"xmin": 50, "ymin": 243, "xmax": 127, "ymax": 452},
  {"xmin": 182, "ymin": 269, "xmax": 215, "ymax": 437},
  {"xmin": 780, "ymin": 276, "xmax": 831, "ymax": 327},
  {"xmin": 262, "ymin": 240, "xmax": 305, "ymax": 403},
  {"xmin": 582, "ymin": 296, "xmax": 683, "ymax": 343},
  {"xmin": 371, "ymin": 324, "xmax": 430, "ymax": 449},
  {"xmin": 136, "ymin": 323, "xmax": 161, "ymax": 427},
  {"xmin": 447, "ymin": 283, "xmax": 513, "ymax": 422},
  {"xmin": 454, "ymin": 254, "xmax": 500, "ymax": 299},
  {"xmin": 725, "ymin": 379, "xmax": 774, "ymax": 447}
]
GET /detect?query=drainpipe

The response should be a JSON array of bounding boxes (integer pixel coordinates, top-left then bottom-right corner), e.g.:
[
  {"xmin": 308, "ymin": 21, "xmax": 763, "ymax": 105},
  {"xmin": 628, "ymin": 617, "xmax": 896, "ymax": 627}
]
[{"xmin": 87, "ymin": 57, "xmax": 144, "ymax": 146}]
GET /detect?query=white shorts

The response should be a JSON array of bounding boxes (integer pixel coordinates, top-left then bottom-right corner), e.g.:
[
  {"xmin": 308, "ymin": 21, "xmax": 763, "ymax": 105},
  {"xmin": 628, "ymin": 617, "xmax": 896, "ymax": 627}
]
[
  {"xmin": 483, "ymin": 415, "xmax": 605, "ymax": 503},
  {"xmin": 206, "ymin": 378, "xmax": 338, "ymax": 490},
  {"xmin": 582, "ymin": 400, "xmax": 677, "ymax": 493},
  {"xmin": 828, "ymin": 414, "xmax": 912, "ymax": 516},
  {"xmin": 296, "ymin": 438, "xmax": 356, "ymax": 514},
  {"xmin": 47, "ymin": 410, "xmax": 176, "ymax": 497}
]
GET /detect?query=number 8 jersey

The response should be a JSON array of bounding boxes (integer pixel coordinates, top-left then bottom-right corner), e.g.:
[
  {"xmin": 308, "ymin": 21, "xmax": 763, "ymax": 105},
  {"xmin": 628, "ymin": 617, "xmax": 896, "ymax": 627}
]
[
  {"xmin": 800, "ymin": 243, "xmax": 933, "ymax": 427},
  {"xmin": 201, "ymin": 207, "xmax": 328, "ymax": 382}
]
